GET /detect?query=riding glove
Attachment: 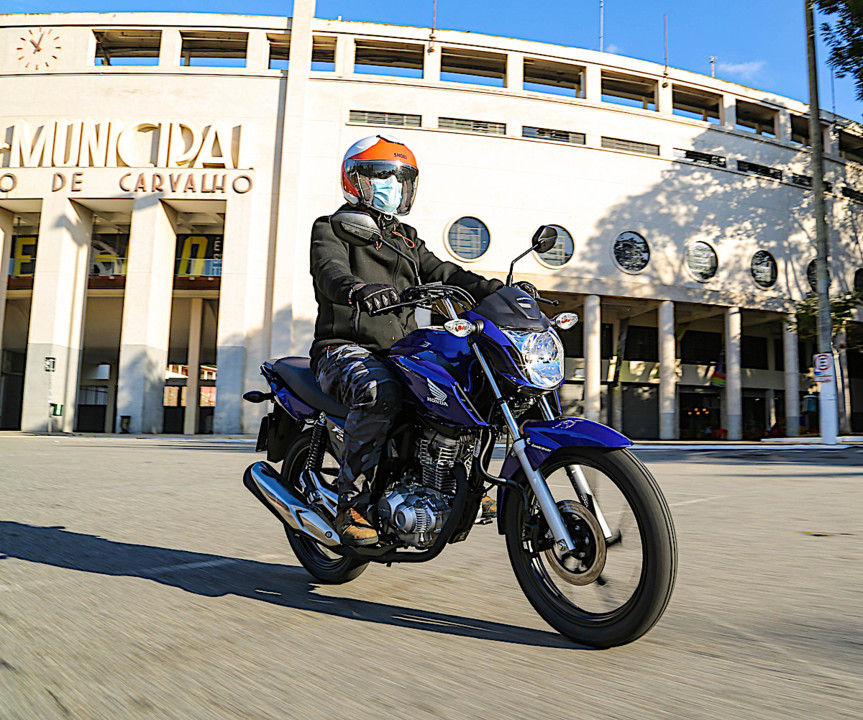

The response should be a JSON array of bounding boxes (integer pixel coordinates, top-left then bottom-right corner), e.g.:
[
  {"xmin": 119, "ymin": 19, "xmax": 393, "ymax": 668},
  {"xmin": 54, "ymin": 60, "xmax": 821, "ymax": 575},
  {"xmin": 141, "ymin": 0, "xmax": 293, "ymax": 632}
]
[{"xmin": 350, "ymin": 283, "xmax": 401, "ymax": 313}]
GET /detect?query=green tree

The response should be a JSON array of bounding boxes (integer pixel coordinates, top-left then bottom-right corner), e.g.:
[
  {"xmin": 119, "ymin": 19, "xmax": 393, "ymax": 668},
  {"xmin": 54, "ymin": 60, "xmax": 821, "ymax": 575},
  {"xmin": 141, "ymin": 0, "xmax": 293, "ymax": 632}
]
[
  {"xmin": 790, "ymin": 290, "xmax": 863, "ymax": 349},
  {"xmin": 817, "ymin": 0, "xmax": 863, "ymax": 102}
]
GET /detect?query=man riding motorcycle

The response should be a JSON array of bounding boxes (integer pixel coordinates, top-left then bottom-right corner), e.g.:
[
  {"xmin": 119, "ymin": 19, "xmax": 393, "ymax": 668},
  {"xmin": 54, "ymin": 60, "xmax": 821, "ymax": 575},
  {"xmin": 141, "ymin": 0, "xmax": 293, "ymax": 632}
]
[{"xmin": 310, "ymin": 134, "xmax": 537, "ymax": 546}]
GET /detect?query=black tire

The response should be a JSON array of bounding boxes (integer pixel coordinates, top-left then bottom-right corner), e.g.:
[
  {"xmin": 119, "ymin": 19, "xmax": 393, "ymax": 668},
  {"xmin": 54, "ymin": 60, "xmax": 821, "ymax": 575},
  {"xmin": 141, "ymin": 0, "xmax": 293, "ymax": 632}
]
[
  {"xmin": 503, "ymin": 447, "xmax": 676, "ymax": 648},
  {"xmin": 280, "ymin": 432, "xmax": 369, "ymax": 584}
]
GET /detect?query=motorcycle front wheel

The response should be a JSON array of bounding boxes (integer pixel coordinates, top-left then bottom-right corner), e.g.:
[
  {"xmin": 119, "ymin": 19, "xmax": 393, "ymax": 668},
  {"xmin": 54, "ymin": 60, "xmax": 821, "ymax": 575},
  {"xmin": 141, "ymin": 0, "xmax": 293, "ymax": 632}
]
[
  {"xmin": 280, "ymin": 432, "xmax": 369, "ymax": 584},
  {"xmin": 503, "ymin": 447, "xmax": 676, "ymax": 648}
]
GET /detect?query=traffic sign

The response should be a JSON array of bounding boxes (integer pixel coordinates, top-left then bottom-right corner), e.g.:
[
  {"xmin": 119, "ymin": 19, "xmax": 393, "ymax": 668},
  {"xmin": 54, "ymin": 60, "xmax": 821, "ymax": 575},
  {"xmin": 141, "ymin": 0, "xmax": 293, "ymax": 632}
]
[{"xmin": 813, "ymin": 353, "xmax": 834, "ymax": 383}]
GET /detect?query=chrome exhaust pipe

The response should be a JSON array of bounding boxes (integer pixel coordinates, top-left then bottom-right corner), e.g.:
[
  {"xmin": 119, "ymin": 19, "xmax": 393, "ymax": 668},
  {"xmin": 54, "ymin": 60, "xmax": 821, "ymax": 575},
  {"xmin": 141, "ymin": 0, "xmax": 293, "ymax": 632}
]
[{"xmin": 243, "ymin": 461, "xmax": 340, "ymax": 547}]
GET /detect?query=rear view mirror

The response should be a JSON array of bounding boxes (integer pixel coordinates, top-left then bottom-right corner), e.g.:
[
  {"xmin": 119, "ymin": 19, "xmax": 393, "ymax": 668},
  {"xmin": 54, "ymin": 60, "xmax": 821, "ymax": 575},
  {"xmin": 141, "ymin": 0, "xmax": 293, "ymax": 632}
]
[
  {"xmin": 330, "ymin": 209, "xmax": 383, "ymax": 246},
  {"xmin": 531, "ymin": 225, "xmax": 559, "ymax": 254}
]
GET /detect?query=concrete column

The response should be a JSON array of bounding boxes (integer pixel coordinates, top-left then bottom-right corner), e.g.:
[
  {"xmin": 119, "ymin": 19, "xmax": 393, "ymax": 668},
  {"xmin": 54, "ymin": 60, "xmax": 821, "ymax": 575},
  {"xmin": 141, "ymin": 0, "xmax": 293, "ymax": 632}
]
[
  {"xmin": 271, "ymin": 0, "xmax": 316, "ymax": 357},
  {"xmin": 783, "ymin": 317, "xmax": 800, "ymax": 437},
  {"xmin": 423, "ymin": 44, "xmax": 441, "ymax": 82},
  {"xmin": 658, "ymin": 300, "xmax": 677, "ymax": 439},
  {"xmin": 722, "ymin": 94, "xmax": 737, "ymax": 129},
  {"xmin": 657, "ymin": 79, "xmax": 673, "ymax": 114},
  {"xmin": 725, "ymin": 307, "xmax": 742, "ymax": 440},
  {"xmin": 585, "ymin": 65, "xmax": 602, "ymax": 103},
  {"xmin": 21, "ymin": 196, "xmax": 93, "ymax": 433},
  {"xmin": 776, "ymin": 109, "xmax": 790, "ymax": 143},
  {"xmin": 246, "ymin": 30, "xmax": 269, "ymax": 71},
  {"xmin": 335, "ymin": 34, "xmax": 354, "ymax": 75},
  {"xmin": 159, "ymin": 28, "xmax": 182, "ymax": 67},
  {"xmin": 214, "ymin": 183, "xmax": 269, "ymax": 434},
  {"xmin": 584, "ymin": 295, "xmax": 601, "ymax": 422},
  {"xmin": 116, "ymin": 198, "xmax": 177, "ymax": 433},
  {"xmin": 0, "ymin": 209, "xmax": 13, "ymax": 360},
  {"xmin": 184, "ymin": 298, "xmax": 203, "ymax": 435},
  {"xmin": 505, "ymin": 51, "xmax": 523, "ymax": 90},
  {"xmin": 104, "ymin": 362, "xmax": 117, "ymax": 434}
]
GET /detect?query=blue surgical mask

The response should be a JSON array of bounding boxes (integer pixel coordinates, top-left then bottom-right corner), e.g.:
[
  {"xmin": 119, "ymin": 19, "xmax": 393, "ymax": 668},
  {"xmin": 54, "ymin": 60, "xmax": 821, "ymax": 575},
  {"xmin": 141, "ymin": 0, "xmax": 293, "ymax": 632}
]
[{"xmin": 371, "ymin": 175, "xmax": 402, "ymax": 214}]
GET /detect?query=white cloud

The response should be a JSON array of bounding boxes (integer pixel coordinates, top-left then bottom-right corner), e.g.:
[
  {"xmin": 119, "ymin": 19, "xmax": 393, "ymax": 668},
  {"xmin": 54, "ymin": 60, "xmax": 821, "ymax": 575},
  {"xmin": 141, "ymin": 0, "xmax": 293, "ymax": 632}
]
[
  {"xmin": 604, "ymin": 43, "xmax": 622, "ymax": 54},
  {"xmin": 717, "ymin": 60, "xmax": 766, "ymax": 82}
]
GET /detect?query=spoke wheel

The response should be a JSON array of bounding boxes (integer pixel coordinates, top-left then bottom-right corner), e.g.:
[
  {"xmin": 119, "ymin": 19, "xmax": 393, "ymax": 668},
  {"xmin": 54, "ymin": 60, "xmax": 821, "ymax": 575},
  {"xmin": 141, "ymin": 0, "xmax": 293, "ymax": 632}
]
[
  {"xmin": 281, "ymin": 432, "xmax": 368, "ymax": 584},
  {"xmin": 503, "ymin": 447, "xmax": 676, "ymax": 647}
]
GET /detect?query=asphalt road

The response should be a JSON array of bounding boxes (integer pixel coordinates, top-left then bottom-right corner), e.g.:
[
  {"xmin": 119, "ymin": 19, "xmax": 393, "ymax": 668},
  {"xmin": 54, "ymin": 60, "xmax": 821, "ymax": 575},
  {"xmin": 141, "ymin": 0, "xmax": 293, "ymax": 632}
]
[{"xmin": 1, "ymin": 436, "xmax": 861, "ymax": 720}]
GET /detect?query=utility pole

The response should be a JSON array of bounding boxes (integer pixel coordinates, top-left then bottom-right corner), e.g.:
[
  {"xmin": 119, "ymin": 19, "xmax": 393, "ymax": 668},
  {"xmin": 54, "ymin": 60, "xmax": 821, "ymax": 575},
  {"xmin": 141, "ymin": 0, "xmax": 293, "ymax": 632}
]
[{"xmin": 805, "ymin": 0, "xmax": 838, "ymax": 443}]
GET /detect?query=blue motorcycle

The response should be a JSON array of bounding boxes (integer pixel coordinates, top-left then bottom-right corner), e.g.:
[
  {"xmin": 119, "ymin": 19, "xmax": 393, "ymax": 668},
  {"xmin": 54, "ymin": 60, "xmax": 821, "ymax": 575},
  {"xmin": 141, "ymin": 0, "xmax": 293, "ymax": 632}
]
[{"xmin": 243, "ymin": 222, "xmax": 676, "ymax": 648}]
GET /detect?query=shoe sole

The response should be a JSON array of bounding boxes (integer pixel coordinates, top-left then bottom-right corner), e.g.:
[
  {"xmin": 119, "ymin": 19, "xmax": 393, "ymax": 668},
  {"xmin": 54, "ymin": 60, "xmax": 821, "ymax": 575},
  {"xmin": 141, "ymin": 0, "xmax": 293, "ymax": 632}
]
[{"xmin": 339, "ymin": 535, "xmax": 379, "ymax": 547}]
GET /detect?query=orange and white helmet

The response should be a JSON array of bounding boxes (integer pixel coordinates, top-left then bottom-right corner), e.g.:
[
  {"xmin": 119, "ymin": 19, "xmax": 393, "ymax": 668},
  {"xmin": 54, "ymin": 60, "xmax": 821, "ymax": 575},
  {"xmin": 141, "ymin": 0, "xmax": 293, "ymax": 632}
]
[{"xmin": 341, "ymin": 134, "xmax": 418, "ymax": 215}]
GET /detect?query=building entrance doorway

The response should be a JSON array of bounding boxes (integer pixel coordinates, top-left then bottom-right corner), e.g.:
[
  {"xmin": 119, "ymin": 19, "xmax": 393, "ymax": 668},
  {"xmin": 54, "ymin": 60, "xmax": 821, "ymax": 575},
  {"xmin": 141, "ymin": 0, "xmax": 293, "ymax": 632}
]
[{"xmin": 679, "ymin": 388, "xmax": 721, "ymax": 439}]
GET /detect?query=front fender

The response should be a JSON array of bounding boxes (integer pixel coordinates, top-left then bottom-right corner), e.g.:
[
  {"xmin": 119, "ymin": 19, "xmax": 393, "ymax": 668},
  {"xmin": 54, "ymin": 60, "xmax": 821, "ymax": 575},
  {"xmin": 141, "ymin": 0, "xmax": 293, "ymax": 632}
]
[
  {"xmin": 499, "ymin": 418, "xmax": 632, "ymax": 479},
  {"xmin": 495, "ymin": 418, "xmax": 631, "ymax": 534}
]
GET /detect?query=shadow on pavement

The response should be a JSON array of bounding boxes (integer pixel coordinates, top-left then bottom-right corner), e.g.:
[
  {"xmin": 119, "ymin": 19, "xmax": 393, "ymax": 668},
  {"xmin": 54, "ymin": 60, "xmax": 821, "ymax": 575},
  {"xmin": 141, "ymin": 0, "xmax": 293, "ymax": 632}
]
[
  {"xmin": 633, "ymin": 448, "xmax": 863, "ymax": 468},
  {"xmin": 0, "ymin": 521, "xmax": 576, "ymax": 650}
]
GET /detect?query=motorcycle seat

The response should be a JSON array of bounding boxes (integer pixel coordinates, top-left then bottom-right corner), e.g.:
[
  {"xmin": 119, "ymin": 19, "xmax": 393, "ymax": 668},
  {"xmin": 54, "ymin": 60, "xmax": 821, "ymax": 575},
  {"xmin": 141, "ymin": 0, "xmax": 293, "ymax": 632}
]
[{"xmin": 270, "ymin": 357, "xmax": 348, "ymax": 419}]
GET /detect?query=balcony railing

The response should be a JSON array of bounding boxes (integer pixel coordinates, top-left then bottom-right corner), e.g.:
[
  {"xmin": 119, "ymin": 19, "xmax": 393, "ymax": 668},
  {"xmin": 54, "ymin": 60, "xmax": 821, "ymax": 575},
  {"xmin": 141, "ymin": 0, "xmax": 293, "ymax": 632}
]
[
  {"xmin": 90, "ymin": 258, "xmax": 128, "ymax": 277},
  {"xmin": 175, "ymin": 258, "xmax": 222, "ymax": 277}
]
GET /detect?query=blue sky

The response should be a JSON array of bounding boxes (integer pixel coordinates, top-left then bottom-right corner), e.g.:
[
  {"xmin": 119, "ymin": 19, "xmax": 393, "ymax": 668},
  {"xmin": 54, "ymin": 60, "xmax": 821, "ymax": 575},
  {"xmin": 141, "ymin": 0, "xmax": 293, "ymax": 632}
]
[{"xmin": 6, "ymin": 0, "xmax": 861, "ymax": 119}]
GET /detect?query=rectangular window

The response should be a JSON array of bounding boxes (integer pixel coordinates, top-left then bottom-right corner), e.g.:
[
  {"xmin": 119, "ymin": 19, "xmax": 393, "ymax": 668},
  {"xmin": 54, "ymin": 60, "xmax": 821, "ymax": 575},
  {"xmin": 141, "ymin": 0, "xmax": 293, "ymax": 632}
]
[
  {"xmin": 673, "ymin": 148, "xmax": 727, "ymax": 167},
  {"xmin": 601, "ymin": 71, "xmax": 657, "ymax": 111},
  {"xmin": 349, "ymin": 110, "xmax": 421, "ymax": 128},
  {"xmin": 623, "ymin": 326, "xmax": 659, "ymax": 362},
  {"xmin": 440, "ymin": 47, "xmax": 506, "ymax": 87},
  {"xmin": 180, "ymin": 31, "xmax": 247, "ymax": 68},
  {"xmin": 439, "ymin": 117, "xmax": 506, "ymax": 135},
  {"xmin": 679, "ymin": 330, "xmax": 722, "ymax": 365},
  {"xmin": 838, "ymin": 130, "xmax": 863, "ymax": 165},
  {"xmin": 560, "ymin": 323, "xmax": 614, "ymax": 358},
  {"xmin": 790, "ymin": 174, "xmax": 834, "ymax": 193},
  {"xmin": 523, "ymin": 57, "xmax": 584, "ymax": 98},
  {"xmin": 311, "ymin": 35, "xmax": 336, "ymax": 71},
  {"xmin": 601, "ymin": 136, "xmax": 660, "ymax": 156},
  {"xmin": 737, "ymin": 160, "xmax": 782, "ymax": 181},
  {"xmin": 773, "ymin": 338, "xmax": 784, "ymax": 372},
  {"xmin": 523, "ymin": 126, "xmax": 585, "ymax": 145},
  {"xmin": 672, "ymin": 85, "xmax": 721, "ymax": 123},
  {"xmin": 741, "ymin": 336, "xmax": 768, "ymax": 369},
  {"xmin": 735, "ymin": 100, "xmax": 777, "ymax": 137},
  {"xmin": 353, "ymin": 39, "xmax": 424, "ymax": 79},
  {"xmin": 842, "ymin": 186, "xmax": 863, "ymax": 203},
  {"xmin": 268, "ymin": 33, "xmax": 290, "ymax": 70},
  {"xmin": 93, "ymin": 29, "xmax": 160, "ymax": 66},
  {"xmin": 790, "ymin": 114, "xmax": 810, "ymax": 146}
]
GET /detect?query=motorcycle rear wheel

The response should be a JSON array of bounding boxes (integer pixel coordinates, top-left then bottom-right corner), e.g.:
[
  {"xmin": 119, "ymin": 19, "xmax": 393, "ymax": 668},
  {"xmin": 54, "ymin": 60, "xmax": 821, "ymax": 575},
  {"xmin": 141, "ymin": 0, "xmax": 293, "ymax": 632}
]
[
  {"xmin": 281, "ymin": 432, "xmax": 369, "ymax": 584},
  {"xmin": 503, "ymin": 447, "xmax": 676, "ymax": 648}
]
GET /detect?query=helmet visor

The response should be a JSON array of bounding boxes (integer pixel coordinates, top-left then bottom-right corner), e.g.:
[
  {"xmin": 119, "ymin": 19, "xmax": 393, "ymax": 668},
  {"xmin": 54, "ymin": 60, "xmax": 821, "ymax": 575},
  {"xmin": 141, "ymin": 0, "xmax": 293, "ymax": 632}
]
[{"xmin": 344, "ymin": 159, "xmax": 418, "ymax": 215}]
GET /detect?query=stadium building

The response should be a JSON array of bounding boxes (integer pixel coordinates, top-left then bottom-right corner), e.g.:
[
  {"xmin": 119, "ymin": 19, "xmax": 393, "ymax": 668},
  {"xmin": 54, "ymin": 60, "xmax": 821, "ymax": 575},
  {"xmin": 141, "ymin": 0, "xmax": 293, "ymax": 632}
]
[{"xmin": 2, "ymin": 2, "xmax": 863, "ymax": 439}]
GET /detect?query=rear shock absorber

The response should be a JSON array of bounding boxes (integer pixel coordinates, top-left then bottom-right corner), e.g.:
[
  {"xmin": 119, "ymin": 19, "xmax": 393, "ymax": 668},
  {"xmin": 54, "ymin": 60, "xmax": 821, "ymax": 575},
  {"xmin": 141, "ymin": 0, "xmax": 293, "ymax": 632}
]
[{"xmin": 305, "ymin": 413, "xmax": 327, "ymax": 472}]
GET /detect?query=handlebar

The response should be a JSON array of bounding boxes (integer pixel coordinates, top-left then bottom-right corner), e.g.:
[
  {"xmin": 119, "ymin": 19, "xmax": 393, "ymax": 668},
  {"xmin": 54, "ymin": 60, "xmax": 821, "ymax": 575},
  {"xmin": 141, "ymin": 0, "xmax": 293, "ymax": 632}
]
[{"xmin": 364, "ymin": 282, "xmax": 558, "ymax": 316}]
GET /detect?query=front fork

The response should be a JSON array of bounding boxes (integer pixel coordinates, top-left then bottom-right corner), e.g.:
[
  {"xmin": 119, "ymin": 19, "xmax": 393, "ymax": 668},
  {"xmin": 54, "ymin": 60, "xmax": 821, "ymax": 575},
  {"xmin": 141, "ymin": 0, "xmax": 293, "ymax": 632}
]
[{"xmin": 470, "ymin": 343, "xmax": 578, "ymax": 555}]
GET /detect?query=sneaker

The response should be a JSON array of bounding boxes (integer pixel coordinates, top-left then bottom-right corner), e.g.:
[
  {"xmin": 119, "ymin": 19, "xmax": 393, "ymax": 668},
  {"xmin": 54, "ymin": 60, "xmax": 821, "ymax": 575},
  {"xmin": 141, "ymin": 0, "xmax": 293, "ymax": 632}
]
[
  {"xmin": 481, "ymin": 494, "xmax": 497, "ymax": 518},
  {"xmin": 335, "ymin": 507, "xmax": 379, "ymax": 547}
]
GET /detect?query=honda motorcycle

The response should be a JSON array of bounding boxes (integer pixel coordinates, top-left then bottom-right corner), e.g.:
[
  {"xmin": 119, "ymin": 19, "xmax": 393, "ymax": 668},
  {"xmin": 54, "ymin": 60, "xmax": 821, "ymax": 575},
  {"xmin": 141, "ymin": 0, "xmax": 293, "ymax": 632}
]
[{"xmin": 242, "ymin": 220, "xmax": 677, "ymax": 648}]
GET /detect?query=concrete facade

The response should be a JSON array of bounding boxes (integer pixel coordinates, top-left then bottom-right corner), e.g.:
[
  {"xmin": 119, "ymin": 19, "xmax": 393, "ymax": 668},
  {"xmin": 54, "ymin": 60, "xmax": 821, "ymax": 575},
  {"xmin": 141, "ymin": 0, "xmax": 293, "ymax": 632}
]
[{"xmin": 1, "ymin": 5, "xmax": 862, "ymax": 438}]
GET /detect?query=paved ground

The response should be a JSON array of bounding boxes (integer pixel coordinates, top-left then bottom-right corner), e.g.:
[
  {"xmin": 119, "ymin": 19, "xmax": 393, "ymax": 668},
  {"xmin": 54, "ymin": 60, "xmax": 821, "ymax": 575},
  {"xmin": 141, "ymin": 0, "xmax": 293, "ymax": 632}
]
[{"xmin": 1, "ymin": 436, "xmax": 861, "ymax": 720}]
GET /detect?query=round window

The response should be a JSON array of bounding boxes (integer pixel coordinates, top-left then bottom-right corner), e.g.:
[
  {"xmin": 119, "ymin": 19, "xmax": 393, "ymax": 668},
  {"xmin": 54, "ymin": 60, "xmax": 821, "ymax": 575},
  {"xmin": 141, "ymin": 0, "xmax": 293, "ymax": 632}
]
[
  {"xmin": 446, "ymin": 217, "xmax": 490, "ymax": 260},
  {"xmin": 807, "ymin": 259, "xmax": 831, "ymax": 292},
  {"xmin": 535, "ymin": 225, "xmax": 574, "ymax": 267},
  {"xmin": 750, "ymin": 250, "xmax": 777, "ymax": 289},
  {"xmin": 685, "ymin": 241, "xmax": 718, "ymax": 282},
  {"xmin": 612, "ymin": 231, "xmax": 650, "ymax": 273}
]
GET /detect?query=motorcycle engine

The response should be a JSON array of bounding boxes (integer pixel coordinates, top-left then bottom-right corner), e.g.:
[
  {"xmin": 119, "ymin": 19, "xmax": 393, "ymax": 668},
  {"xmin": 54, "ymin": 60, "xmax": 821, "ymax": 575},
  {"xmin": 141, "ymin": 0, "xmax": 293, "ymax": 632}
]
[{"xmin": 377, "ymin": 431, "xmax": 473, "ymax": 548}]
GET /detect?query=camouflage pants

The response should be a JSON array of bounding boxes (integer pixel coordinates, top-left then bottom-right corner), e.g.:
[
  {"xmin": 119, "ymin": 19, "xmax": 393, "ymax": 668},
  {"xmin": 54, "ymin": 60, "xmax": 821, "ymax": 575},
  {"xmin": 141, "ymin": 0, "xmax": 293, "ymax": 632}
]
[{"xmin": 315, "ymin": 344, "xmax": 402, "ymax": 509}]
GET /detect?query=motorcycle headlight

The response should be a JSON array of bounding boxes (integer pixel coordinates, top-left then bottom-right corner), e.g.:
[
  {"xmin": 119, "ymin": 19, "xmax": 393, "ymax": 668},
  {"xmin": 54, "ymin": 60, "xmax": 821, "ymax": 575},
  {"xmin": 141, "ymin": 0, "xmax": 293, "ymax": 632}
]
[{"xmin": 502, "ymin": 329, "xmax": 564, "ymax": 389}]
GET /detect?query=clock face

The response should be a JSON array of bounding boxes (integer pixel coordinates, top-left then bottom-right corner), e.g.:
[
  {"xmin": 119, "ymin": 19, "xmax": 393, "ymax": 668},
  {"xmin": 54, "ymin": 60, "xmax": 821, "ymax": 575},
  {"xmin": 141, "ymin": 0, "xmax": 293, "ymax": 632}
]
[{"xmin": 16, "ymin": 27, "xmax": 62, "ymax": 71}]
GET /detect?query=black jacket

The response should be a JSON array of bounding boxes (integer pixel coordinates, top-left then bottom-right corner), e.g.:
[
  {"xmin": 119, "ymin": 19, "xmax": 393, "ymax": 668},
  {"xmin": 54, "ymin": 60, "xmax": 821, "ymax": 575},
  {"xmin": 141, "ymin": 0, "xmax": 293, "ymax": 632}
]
[{"xmin": 309, "ymin": 205, "xmax": 502, "ymax": 371}]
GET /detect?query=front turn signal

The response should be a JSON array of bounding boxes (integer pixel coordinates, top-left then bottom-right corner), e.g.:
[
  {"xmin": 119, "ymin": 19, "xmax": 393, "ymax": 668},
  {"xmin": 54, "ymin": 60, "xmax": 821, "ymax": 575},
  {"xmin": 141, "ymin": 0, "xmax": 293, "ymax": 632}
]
[
  {"xmin": 444, "ymin": 319, "xmax": 479, "ymax": 337},
  {"xmin": 553, "ymin": 313, "xmax": 579, "ymax": 330}
]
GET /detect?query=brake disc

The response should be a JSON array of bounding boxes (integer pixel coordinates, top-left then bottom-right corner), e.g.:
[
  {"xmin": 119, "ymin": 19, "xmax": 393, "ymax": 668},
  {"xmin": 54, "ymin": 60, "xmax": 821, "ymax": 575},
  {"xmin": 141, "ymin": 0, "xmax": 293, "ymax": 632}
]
[{"xmin": 543, "ymin": 500, "xmax": 607, "ymax": 586}]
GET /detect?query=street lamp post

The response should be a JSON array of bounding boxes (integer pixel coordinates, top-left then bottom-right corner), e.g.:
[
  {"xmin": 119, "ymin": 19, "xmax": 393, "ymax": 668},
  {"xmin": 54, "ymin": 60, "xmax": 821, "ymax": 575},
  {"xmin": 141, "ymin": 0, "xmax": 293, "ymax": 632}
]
[{"xmin": 805, "ymin": 0, "xmax": 838, "ymax": 443}]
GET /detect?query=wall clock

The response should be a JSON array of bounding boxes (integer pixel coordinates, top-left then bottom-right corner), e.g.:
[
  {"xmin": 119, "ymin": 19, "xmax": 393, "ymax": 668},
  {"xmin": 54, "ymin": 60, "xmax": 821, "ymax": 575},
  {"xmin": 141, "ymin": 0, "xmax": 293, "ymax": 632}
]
[{"xmin": 16, "ymin": 27, "xmax": 62, "ymax": 71}]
